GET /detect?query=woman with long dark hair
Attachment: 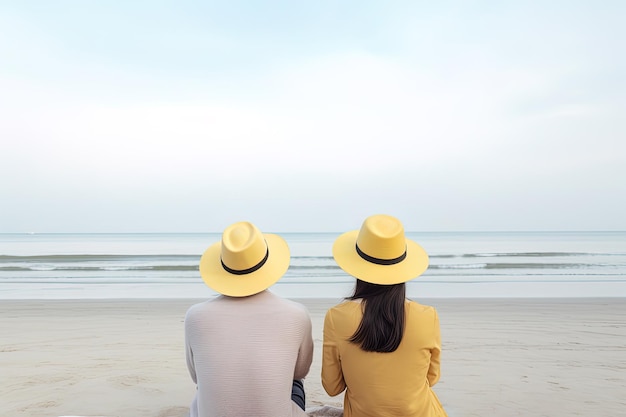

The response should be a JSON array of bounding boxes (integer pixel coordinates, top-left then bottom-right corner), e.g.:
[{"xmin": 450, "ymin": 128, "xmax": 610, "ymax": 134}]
[{"xmin": 322, "ymin": 214, "xmax": 448, "ymax": 417}]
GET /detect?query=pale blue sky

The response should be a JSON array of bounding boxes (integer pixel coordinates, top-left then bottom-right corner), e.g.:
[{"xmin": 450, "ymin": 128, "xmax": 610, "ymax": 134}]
[{"xmin": 1, "ymin": 1, "xmax": 625, "ymax": 232}]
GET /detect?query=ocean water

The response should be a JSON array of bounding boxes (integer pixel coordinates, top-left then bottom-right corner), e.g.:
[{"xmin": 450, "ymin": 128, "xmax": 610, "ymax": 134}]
[{"xmin": 0, "ymin": 232, "xmax": 625, "ymax": 299}]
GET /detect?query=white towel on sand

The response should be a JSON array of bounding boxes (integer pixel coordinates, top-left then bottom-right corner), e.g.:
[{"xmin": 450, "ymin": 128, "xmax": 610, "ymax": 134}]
[{"xmin": 306, "ymin": 405, "xmax": 344, "ymax": 416}]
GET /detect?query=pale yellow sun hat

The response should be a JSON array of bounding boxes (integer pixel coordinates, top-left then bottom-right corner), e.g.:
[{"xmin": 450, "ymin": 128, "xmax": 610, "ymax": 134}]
[
  {"xmin": 332, "ymin": 214, "xmax": 429, "ymax": 285},
  {"xmin": 199, "ymin": 221, "xmax": 290, "ymax": 297}
]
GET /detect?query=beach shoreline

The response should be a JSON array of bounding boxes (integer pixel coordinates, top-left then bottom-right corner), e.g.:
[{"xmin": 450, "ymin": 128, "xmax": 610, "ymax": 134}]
[{"xmin": 2, "ymin": 297, "xmax": 625, "ymax": 417}]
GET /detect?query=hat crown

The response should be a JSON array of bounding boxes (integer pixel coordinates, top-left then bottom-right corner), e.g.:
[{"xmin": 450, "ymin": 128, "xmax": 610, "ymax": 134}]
[
  {"xmin": 356, "ymin": 215, "xmax": 406, "ymax": 260},
  {"xmin": 221, "ymin": 222, "xmax": 268, "ymax": 272}
]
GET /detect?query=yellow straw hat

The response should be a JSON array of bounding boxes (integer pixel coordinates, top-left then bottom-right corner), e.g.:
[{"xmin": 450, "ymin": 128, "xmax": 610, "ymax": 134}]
[
  {"xmin": 199, "ymin": 221, "xmax": 290, "ymax": 297},
  {"xmin": 332, "ymin": 214, "xmax": 429, "ymax": 285}
]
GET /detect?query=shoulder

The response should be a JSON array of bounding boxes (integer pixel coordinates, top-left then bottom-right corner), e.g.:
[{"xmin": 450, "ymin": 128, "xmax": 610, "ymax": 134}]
[
  {"xmin": 324, "ymin": 300, "xmax": 358, "ymax": 324},
  {"xmin": 329, "ymin": 300, "xmax": 361, "ymax": 313},
  {"xmin": 407, "ymin": 300, "xmax": 438, "ymax": 317},
  {"xmin": 264, "ymin": 292, "xmax": 312, "ymax": 320},
  {"xmin": 328, "ymin": 300, "xmax": 357, "ymax": 311},
  {"xmin": 184, "ymin": 298, "xmax": 220, "ymax": 321}
]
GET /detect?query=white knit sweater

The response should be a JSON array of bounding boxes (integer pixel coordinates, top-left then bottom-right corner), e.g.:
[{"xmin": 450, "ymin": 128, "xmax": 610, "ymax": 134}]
[{"xmin": 185, "ymin": 290, "xmax": 314, "ymax": 417}]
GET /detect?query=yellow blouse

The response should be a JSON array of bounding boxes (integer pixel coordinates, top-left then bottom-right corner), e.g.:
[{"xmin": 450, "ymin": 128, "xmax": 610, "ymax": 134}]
[{"xmin": 322, "ymin": 300, "xmax": 448, "ymax": 417}]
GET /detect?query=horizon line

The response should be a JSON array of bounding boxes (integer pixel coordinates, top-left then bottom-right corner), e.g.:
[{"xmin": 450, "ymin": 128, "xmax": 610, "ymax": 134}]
[{"xmin": 2, "ymin": 230, "xmax": 625, "ymax": 235}]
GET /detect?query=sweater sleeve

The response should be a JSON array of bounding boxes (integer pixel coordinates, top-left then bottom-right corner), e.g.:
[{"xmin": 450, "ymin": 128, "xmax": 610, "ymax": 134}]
[
  {"xmin": 321, "ymin": 309, "xmax": 346, "ymax": 396},
  {"xmin": 184, "ymin": 310, "xmax": 197, "ymax": 384},
  {"xmin": 294, "ymin": 310, "xmax": 314, "ymax": 380},
  {"xmin": 427, "ymin": 308, "xmax": 442, "ymax": 387}
]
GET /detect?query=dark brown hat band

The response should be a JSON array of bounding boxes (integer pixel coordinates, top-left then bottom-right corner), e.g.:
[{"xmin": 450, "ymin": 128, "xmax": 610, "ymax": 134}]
[
  {"xmin": 356, "ymin": 244, "xmax": 406, "ymax": 265},
  {"xmin": 221, "ymin": 248, "xmax": 269, "ymax": 275}
]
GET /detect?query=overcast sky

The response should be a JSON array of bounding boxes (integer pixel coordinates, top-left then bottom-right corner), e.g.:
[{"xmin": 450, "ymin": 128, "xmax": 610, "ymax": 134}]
[{"xmin": 1, "ymin": 1, "xmax": 625, "ymax": 233}]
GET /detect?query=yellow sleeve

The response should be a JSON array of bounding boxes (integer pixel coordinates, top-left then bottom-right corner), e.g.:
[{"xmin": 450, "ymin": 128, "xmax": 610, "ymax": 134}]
[
  {"xmin": 427, "ymin": 308, "xmax": 442, "ymax": 386},
  {"xmin": 321, "ymin": 309, "xmax": 346, "ymax": 396}
]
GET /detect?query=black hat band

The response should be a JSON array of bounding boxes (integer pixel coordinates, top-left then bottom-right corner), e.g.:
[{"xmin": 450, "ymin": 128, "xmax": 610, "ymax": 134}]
[
  {"xmin": 221, "ymin": 248, "xmax": 269, "ymax": 275},
  {"xmin": 356, "ymin": 243, "xmax": 406, "ymax": 265}
]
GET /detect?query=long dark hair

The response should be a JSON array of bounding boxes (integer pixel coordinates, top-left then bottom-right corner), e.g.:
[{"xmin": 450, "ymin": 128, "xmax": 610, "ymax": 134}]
[{"xmin": 347, "ymin": 279, "xmax": 406, "ymax": 353}]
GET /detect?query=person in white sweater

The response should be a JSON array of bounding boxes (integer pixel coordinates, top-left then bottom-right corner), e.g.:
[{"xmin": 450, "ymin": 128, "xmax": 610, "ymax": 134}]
[{"xmin": 184, "ymin": 221, "xmax": 314, "ymax": 417}]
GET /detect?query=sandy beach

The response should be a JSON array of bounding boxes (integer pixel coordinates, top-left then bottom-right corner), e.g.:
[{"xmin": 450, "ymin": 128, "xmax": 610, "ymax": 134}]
[{"xmin": 1, "ymin": 297, "xmax": 625, "ymax": 417}]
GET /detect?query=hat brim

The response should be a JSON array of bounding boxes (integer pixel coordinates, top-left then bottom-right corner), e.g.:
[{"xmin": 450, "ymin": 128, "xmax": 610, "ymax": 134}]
[
  {"xmin": 333, "ymin": 230, "xmax": 429, "ymax": 285},
  {"xmin": 199, "ymin": 233, "xmax": 290, "ymax": 297}
]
